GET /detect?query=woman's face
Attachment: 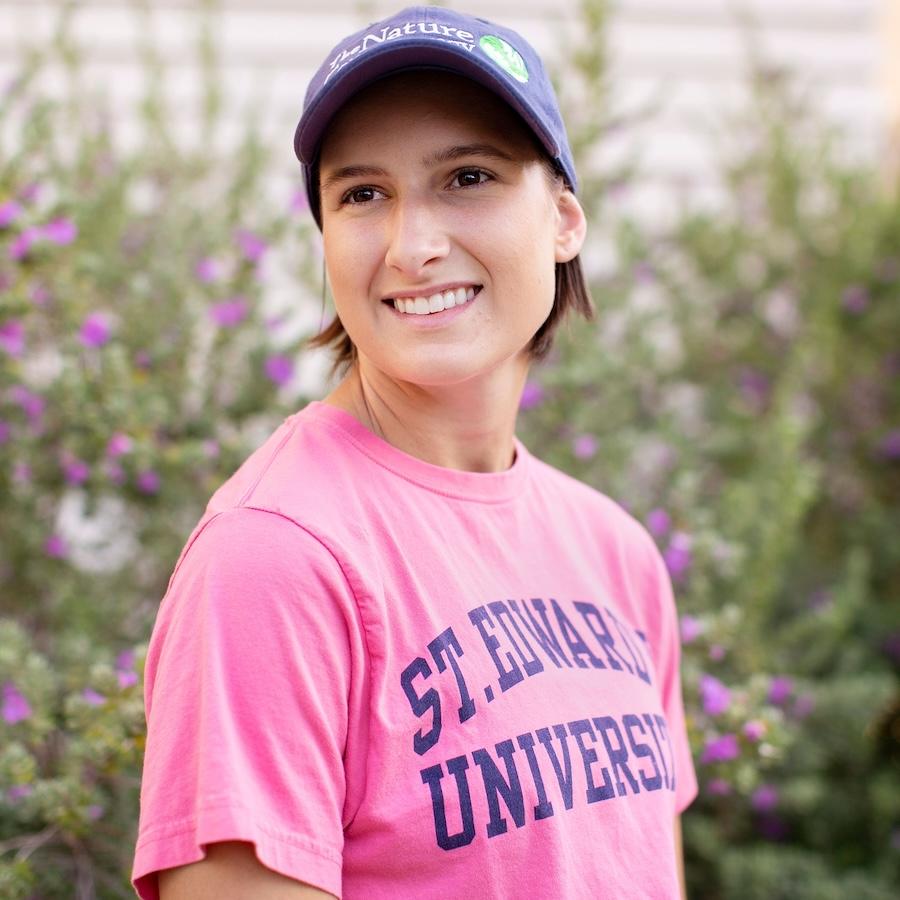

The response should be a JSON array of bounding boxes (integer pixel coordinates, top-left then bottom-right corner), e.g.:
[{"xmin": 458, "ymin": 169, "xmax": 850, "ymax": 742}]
[{"xmin": 318, "ymin": 70, "xmax": 585, "ymax": 390}]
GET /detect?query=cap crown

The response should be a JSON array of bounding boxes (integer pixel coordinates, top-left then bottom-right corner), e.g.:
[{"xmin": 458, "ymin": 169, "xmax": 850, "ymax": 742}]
[{"xmin": 295, "ymin": 5, "xmax": 577, "ymax": 223}]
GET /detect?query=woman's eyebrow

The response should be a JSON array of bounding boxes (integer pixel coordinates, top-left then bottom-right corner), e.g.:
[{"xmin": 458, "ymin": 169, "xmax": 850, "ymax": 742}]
[
  {"xmin": 320, "ymin": 143, "xmax": 517, "ymax": 194},
  {"xmin": 319, "ymin": 164, "xmax": 387, "ymax": 195},
  {"xmin": 421, "ymin": 142, "xmax": 516, "ymax": 167}
]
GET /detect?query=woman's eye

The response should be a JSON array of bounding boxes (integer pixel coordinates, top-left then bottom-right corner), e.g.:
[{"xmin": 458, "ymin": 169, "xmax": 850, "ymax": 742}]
[
  {"xmin": 453, "ymin": 169, "xmax": 491, "ymax": 188},
  {"xmin": 341, "ymin": 186, "xmax": 380, "ymax": 205}
]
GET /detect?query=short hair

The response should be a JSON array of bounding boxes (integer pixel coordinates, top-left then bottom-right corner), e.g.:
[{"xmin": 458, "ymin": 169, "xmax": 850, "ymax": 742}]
[{"xmin": 305, "ymin": 156, "xmax": 594, "ymax": 381}]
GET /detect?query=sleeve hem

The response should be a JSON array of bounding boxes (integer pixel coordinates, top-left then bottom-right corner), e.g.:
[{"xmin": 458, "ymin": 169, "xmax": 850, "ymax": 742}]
[
  {"xmin": 675, "ymin": 779, "xmax": 699, "ymax": 815},
  {"xmin": 132, "ymin": 804, "xmax": 342, "ymax": 900}
]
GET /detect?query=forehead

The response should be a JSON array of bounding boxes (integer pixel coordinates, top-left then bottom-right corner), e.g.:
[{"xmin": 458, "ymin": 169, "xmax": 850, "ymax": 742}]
[{"xmin": 319, "ymin": 69, "xmax": 541, "ymax": 164}]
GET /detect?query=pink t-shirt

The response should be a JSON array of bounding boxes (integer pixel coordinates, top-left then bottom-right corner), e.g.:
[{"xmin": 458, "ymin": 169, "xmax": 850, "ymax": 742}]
[{"xmin": 132, "ymin": 401, "xmax": 697, "ymax": 899}]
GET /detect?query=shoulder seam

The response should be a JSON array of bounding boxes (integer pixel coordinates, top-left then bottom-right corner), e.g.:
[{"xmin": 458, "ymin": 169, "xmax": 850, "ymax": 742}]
[
  {"xmin": 236, "ymin": 416, "xmax": 300, "ymax": 507},
  {"xmin": 164, "ymin": 504, "xmax": 376, "ymax": 826}
]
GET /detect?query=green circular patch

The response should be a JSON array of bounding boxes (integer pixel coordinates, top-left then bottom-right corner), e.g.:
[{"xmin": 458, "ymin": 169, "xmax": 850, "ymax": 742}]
[{"xmin": 479, "ymin": 35, "xmax": 529, "ymax": 84}]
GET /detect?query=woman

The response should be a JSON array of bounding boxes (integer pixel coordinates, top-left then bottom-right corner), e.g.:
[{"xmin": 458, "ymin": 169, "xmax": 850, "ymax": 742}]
[{"xmin": 132, "ymin": 6, "xmax": 697, "ymax": 898}]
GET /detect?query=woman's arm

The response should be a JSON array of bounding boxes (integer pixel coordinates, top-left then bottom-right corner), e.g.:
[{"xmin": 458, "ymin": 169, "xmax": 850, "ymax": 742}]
[
  {"xmin": 159, "ymin": 841, "xmax": 336, "ymax": 900},
  {"xmin": 674, "ymin": 816, "xmax": 687, "ymax": 900}
]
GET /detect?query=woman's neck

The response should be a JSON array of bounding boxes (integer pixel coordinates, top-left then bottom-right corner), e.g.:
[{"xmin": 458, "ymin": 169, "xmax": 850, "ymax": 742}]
[{"xmin": 321, "ymin": 360, "xmax": 527, "ymax": 473}]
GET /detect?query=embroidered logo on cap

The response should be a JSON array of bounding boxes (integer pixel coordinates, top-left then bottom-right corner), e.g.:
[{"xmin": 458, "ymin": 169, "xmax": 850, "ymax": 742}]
[{"xmin": 478, "ymin": 35, "xmax": 528, "ymax": 83}]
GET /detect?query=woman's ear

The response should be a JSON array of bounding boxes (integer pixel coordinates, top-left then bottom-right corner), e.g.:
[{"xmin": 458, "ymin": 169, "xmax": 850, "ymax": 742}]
[{"xmin": 554, "ymin": 190, "xmax": 587, "ymax": 263}]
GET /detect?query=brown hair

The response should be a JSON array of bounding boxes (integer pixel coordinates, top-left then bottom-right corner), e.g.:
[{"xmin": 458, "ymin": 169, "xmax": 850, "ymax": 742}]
[{"xmin": 305, "ymin": 158, "xmax": 594, "ymax": 380}]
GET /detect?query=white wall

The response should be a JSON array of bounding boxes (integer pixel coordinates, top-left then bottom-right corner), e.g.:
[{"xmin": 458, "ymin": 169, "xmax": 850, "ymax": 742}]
[{"xmin": 0, "ymin": 0, "xmax": 885, "ymax": 215}]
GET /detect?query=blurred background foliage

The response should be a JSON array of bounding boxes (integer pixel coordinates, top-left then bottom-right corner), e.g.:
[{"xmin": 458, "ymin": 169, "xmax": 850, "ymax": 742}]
[{"xmin": 0, "ymin": 0, "xmax": 897, "ymax": 897}]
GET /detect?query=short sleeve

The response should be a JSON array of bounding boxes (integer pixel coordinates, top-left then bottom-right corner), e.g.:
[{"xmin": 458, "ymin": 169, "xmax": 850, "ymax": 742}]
[
  {"xmin": 132, "ymin": 508, "xmax": 363, "ymax": 900},
  {"xmin": 636, "ymin": 532, "xmax": 699, "ymax": 816}
]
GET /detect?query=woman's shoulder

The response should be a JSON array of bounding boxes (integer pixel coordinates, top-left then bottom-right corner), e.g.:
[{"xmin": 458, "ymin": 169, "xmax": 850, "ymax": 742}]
[
  {"xmin": 167, "ymin": 405, "xmax": 378, "ymax": 588},
  {"xmin": 527, "ymin": 451, "xmax": 663, "ymax": 565}
]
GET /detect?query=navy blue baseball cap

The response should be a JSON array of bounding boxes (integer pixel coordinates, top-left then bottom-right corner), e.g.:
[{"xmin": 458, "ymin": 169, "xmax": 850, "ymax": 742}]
[{"xmin": 294, "ymin": 5, "xmax": 577, "ymax": 227}]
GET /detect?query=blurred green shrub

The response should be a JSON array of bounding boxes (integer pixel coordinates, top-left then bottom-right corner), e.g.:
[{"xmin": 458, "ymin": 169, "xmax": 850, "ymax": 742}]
[
  {"xmin": 1, "ymin": 2, "xmax": 319, "ymax": 895},
  {"xmin": 521, "ymin": 5, "xmax": 900, "ymax": 896},
  {"xmin": 0, "ymin": 1, "xmax": 897, "ymax": 897}
]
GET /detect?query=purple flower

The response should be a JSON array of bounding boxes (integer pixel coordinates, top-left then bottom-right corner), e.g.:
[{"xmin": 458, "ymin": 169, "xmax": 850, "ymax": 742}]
[
  {"xmin": 706, "ymin": 778, "xmax": 731, "ymax": 796},
  {"xmin": 106, "ymin": 432, "xmax": 133, "ymax": 458},
  {"xmin": 758, "ymin": 814, "xmax": 789, "ymax": 841},
  {"xmin": 664, "ymin": 532, "xmax": 693, "ymax": 583},
  {"xmin": 115, "ymin": 649, "xmax": 139, "ymax": 687},
  {"xmin": 0, "ymin": 200, "xmax": 22, "ymax": 228},
  {"xmin": 646, "ymin": 508, "xmax": 671, "ymax": 538},
  {"xmin": 0, "ymin": 420, "xmax": 10, "ymax": 444},
  {"xmin": 768, "ymin": 676, "xmax": 793, "ymax": 705},
  {"xmin": 203, "ymin": 439, "xmax": 220, "ymax": 459},
  {"xmin": 700, "ymin": 674, "xmax": 731, "ymax": 716},
  {"xmin": 235, "ymin": 228, "xmax": 267, "ymax": 263},
  {"xmin": 136, "ymin": 469, "xmax": 161, "ymax": 494},
  {"xmin": 8, "ymin": 784, "xmax": 33, "ymax": 802},
  {"xmin": 79, "ymin": 312, "xmax": 112, "ymax": 348},
  {"xmin": 0, "ymin": 319, "xmax": 25, "ymax": 356},
  {"xmin": 2, "ymin": 682, "xmax": 32, "ymax": 723},
  {"xmin": 290, "ymin": 189, "xmax": 309, "ymax": 214},
  {"xmin": 12, "ymin": 462, "xmax": 31, "ymax": 484},
  {"xmin": 118, "ymin": 669, "xmax": 138, "ymax": 689},
  {"xmin": 87, "ymin": 804, "xmax": 105, "ymax": 821},
  {"xmin": 842, "ymin": 284, "xmax": 869, "ymax": 314},
  {"xmin": 41, "ymin": 217, "xmax": 77, "ymax": 245},
  {"xmin": 680, "ymin": 614, "xmax": 703, "ymax": 644},
  {"xmin": 709, "ymin": 644, "xmax": 726, "ymax": 662},
  {"xmin": 61, "ymin": 454, "xmax": 90, "ymax": 485},
  {"xmin": 82, "ymin": 688, "xmax": 106, "ymax": 707},
  {"xmin": 572, "ymin": 434, "xmax": 598, "ymax": 460},
  {"xmin": 209, "ymin": 297, "xmax": 247, "ymax": 327},
  {"xmin": 751, "ymin": 784, "xmax": 779, "ymax": 812},
  {"xmin": 9, "ymin": 385, "xmax": 45, "ymax": 424},
  {"xmin": 743, "ymin": 720, "xmax": 767, "ymax": 742},
  {"xmin": 700, "ymin": 733, "xmax": 740, "ymax": 764},
  {"xmin": 878, "ymin": 430, "xmax": 900, "ymax": 461},
  {"xmin": 194, "ymin": 256, "xmax": 220, "ymax": 283},
  {"xmin": 264, "ymin": 354, "xmax": 295, "ymax": 386},
  {"xmin": 519, "ymin": 381, "xmax": 544, "ymax": 410},
  {"xmin": 9, "ymin": 226, "xmax": 38, "ymax": 260},
  {"xmin": 45, "ymin": 534, "xmax": 68, "ymax": 558},
  {"xmin": 738, "ymin": 368, "xmax": 770, "ymax": 408}
]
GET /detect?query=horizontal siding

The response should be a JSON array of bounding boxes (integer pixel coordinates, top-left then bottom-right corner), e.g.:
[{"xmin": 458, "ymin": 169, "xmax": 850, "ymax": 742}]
[{"xmin": 0, "ymin": 0, "xmax": 886, "ymax": 224}]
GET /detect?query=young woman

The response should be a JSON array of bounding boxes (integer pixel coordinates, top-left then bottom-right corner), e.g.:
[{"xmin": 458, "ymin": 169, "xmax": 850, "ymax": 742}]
[{"xmin": 132, "ymin": 6, "xmax": 697, "ymax": 898}]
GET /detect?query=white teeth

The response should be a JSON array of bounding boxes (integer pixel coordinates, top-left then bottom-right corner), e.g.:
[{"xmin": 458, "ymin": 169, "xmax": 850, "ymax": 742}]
[{"xmin": 393, "ymin": 286, "xmax": 479, "ymax": 315}]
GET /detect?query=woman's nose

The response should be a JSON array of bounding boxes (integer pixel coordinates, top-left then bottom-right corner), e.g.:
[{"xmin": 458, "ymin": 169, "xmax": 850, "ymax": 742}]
[{"xmin": 383, "ymin": 197, "xmax": 450, "ymax": 275}]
